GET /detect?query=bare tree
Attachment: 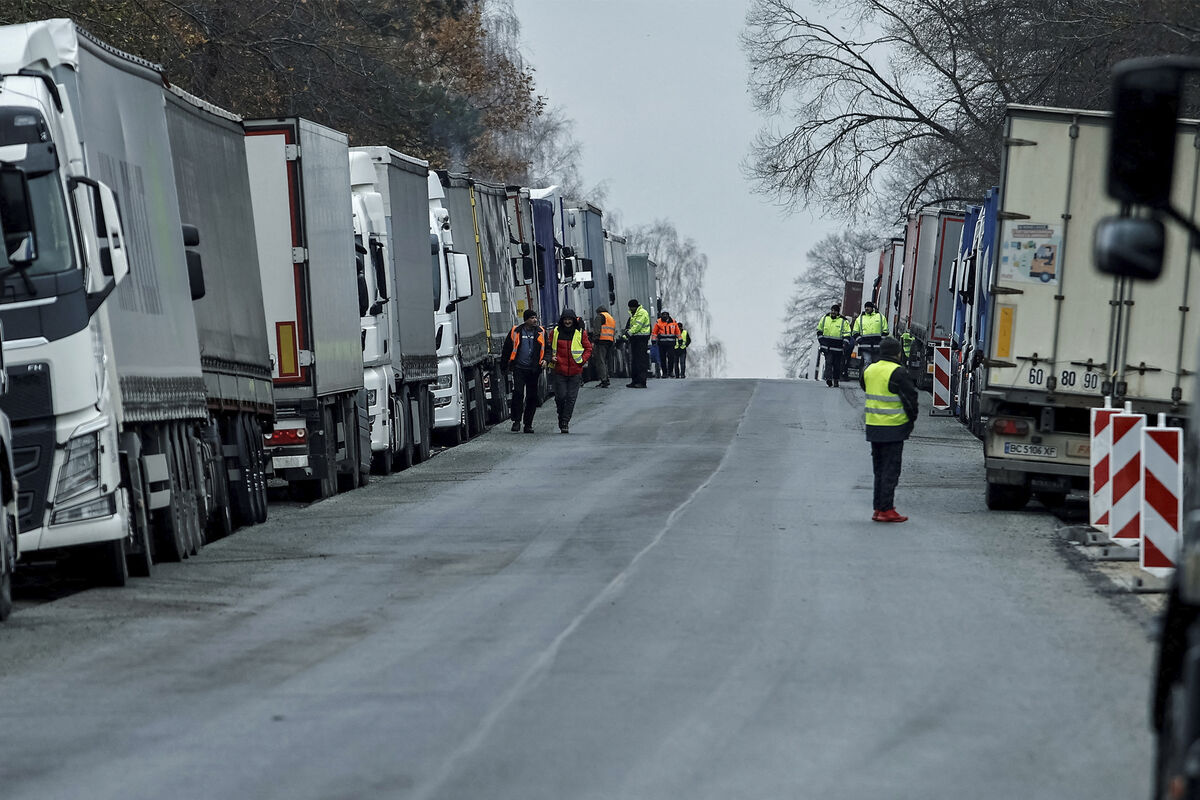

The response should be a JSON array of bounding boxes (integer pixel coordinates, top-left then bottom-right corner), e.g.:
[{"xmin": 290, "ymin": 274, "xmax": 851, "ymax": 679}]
[
  {"xmin": 742, "ymin": 0, "xmax": 1200, "ymax": 218},
  {"xmin": 625, "ymin": 220, "xmax": 727, "ymax": 378},
  {"xmin": 777, "ymin": 229, "xmax": 878, "ymax": 378}
]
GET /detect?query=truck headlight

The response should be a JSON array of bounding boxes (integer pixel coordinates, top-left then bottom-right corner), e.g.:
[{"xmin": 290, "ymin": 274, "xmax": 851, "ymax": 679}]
[
  {"xmin": 51, "ymin": 493, "xmax": 115, "ymax": 525},
  {"xmin": 367, "ymin": 388, "xmax": 378, "ymax": 408},
  {"xmin": 56, "ymin": 432, "xmax": 100, "ymax": 503},
  {"xmin": 436, "ymin": 373, "xmax": 453, "ymax": 389}
]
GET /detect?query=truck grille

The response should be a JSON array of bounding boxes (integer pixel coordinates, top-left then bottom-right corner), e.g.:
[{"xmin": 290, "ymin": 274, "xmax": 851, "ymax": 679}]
[
  {"xmin": 12, "ymin": 421, "xmax": 54, "ymax": 531},
  {"xmin": 0, "ymin": 363, "xmax": 52, "ymax": 423}
]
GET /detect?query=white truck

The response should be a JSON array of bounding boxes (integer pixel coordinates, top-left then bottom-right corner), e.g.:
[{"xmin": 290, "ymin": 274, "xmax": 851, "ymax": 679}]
[
  {"xmin": 981, "ymin": 104, "xmax": 1199, "ymax": 510},
  {"xmin": 428, "ymin": 172, "xmax": 478, "ymax": 445},
  {"xmin": 0, "ymin": 20, "xmax": 217, "ymax": 584},
  {"xmin": 350, "ymin": 147, "xmax": 437, "ymax": 472},
  {"xmin": 245, "ymin": 117, "xmax": 370, "ymax": 499},
  {"xmin": 898, "ymin": 210, "xmax": 964, "ymax": 386}
]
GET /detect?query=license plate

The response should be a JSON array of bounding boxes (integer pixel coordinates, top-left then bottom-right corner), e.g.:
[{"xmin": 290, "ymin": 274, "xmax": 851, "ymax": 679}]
[
  {"xmin": 1004, "ymin": 443, "xmax": 1058, "ymax": 458},
  {"xmin": 272, "ymin": 455, "xmax": 310, "ymax": 469}
]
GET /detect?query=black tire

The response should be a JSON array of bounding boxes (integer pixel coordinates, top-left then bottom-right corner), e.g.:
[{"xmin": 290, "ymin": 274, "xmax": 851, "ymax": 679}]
[
  {"xmin": 93, "ymin": 537, "xmax": 128, "ymax": 588},
  {"xmin": 413, "ymin": 388, "xmax": 432, "ymax": 464},
  {"xmin": 474, "ymin": 368, "xmax": 489, "ymax": 433},
  {"xmin": 985, "ymin": 481, "xmax": 1031, "ymax": 511},
  {"xmin": 487, "ymin": 364, "xmax": 507, "ymax": 425},
  {"xmin": 246, "ymin": 416, "xmax": 269, "ymax": 524},
  {"xmin": 153, "ymin": 429, "xmax": 189, "ymax": 562},
  {"xmin": 372, "ymin": 420, "xmax": 394, "ymax": 476},
  {"xmin": 0, "ymin": 514, "xmax": 14, "ymax": 620},
  {"xmin": 338, "ymin": 401, "xmax": 359, "ymax": 493},
  {"xmin": 125, "ymin": 487, "xmax": 154, "ymax": 578},
  {"xmin": 178, "ymin": 427, "xmax": 202, "ymax": 556},
  {"xmin": 230, "ymin": 416, "xmax": 255, "ymax": 526},
  {"xmin": 397, "ymin": 389, "xmax": 415, "ymax": 470}
]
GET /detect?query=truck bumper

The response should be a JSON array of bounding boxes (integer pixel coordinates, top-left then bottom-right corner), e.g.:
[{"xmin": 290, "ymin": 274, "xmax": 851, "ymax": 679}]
[{"xmin": 24, "ymin": 495, "xmax": 126, "ymax": 554}]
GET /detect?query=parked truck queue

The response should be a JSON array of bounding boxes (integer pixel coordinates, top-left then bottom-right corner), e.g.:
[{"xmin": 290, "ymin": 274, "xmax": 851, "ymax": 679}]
[{"xmin": 0, "ymin": 19, "xmax": 692, "ymax": 616}]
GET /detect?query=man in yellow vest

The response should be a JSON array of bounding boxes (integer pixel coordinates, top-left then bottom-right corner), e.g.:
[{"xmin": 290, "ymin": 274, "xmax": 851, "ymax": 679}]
[
  {"xmin": 675, "ymin": 321, "xmax": 690, "ymax": 378},
  {"xmin": 591, "ymin": 305, "xmax": 617, "ymax": 388},
  {"xmin": 852, "ymin": 300, "xmax": 889, "ymax": 369},
  {"xmin": 623, "ymin": 299, "xmax": 652, "ymax": 388},
  {"xmin": 816, "ymin": 303, "xmax": 850, "ymax": 387},
  {"xmin": 860, "ymin": 337, "xmax": 918, "ymax": 522}
]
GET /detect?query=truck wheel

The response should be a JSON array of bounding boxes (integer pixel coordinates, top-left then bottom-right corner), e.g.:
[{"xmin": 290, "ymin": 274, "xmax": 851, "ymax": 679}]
[
  {"xmin": 0, "ymin": 514, "xmax": 14, "ymax": 620},
  {"xmin": 92, "ymin": 537, "xmax": 128, "ymax": 588},
  {"xmin": 153, "ymin": 429, "xmax": 189, "ymax": 562},
  {"xmin": 229, "ymin": 416, "xmax": 255, "ymax": 526},
  {"xmin": 337, "ymin": 400, "xmax": 363, "ymax": 493},
  {"xmin": 178, "ymin": 427, "xmax": 202, "ymax": 556},
  {"xmin": 397, "ymin": 389, "xmax": 414, "ymax": 470},
  {"xmin": 1034, "ymin": 491, "xmax": 1067, "ymax": 509},
  {"xmin": 125, "ymin": 488, "xmax": 154, "ymax": 578},
  {"xmin": 412, "ymin": 388, "xmax": 432, "ymax": 464},
  {"xmin": 474, "ymin": 369, "xmax": 489, "ymax": 433},
  {"xmin": 244, "ymin": 416, "xmax": 269, "ymax": 524},
  {"xmin": 487, "ymin": 365, "xmax": 506, "ymax": 424},
  {"xmin": 985, "ymin": 481, "xmax": 1030, "ymax": 511},
  {"xmin": 372, "ymin": 405, "xmax": 394, "ymax": 476}
]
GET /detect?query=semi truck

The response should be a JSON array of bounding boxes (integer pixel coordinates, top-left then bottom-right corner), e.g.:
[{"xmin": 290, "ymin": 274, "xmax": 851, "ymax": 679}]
[
  {"xmin": 164, "ymin": 86, "xmax": 273, "ymax": 538},
  {"xmin": 980, "ymin": 104, "xmax": 1199, "ymax": 510},
  {"xmin": 354, "ymin": 146, "xmax": 437, "ymax": 470},
  {"xmin": 245, "ymin": 117, "xmax": 370, "ymax": 500},
  {"xmin": 950, "ymin": 187, "xmax": 1000, "ymax": 438},
  {"xmin": 898, "ymin": 210, "xmax": 964, "ymax": 386},
  {"xmin": 473, "ymin": 179, "xmax": 519, "ymax": 423},
  {"xmin": 0, "ymin": 20, "xmax": 216, "ymax": 585},
  {"xmin": 561, "ymin": 200, "xmax": 606, "ymax": 330},
  {"xmin": 529, "ymin": 190, "xmax": 562, "ymax": 326},
  {"xmin": 604, "ymin": 229, "xmax": 631, "ymax": 377}
]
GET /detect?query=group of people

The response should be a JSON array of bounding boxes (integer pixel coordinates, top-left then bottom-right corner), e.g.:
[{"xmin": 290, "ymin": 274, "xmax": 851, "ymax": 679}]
[
  {"xmin": 500, "ymin": 298, "xmax": 691, "ymax": 434},
  {"xmin": 815, "ymin": 301, "xmax": 892, "ymax": 387}
]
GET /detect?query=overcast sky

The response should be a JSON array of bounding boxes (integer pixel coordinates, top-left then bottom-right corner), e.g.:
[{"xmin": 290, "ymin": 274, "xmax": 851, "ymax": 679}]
[{"xmin": 510, "ymin": 0, "xmax": 838, "ymax": 378}]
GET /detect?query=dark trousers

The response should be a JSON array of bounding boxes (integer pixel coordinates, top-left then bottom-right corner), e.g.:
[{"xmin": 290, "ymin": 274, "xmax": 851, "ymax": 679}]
[
  {"xmin": 552, "ymin": 373, "xmax": 582, "ymax": 425},
  {"xmin": 822, "ymin": 347, "xmax": 843, "ymax": 382},
  {"xmin": 594, "ymin": 340, "xmax": 612, "ymax": 384},
  {"xmin": 509, "ymin": 367, "xmax": 540, "ymax": 426},
  {"xmin": 630, "ymin": 335, "xmax": 650, "ymax": 385},
  {"xmin": 677, "ymin": 349, "xmax": 687, "ymax": 377},
  {"xmin": 660, "ymin": 345, "xmax": 677, "ymax": 377},
  {"xmin": 871, "ymin": 440, "xmax": 905, "ymax": 511}
]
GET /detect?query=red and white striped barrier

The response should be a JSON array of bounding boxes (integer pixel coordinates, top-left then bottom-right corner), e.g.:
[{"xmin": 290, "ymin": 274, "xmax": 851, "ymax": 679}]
[
  {"xmin": 1141, "ymin": 416, "xmax": 1182, "ymax": 577},
  {"xmin": 1110, "ymin": 410, "xmax": 1146, "ymax": 547},
  {"xmin": 1089, "ymin": 404, "xmax": 1120, "ymax": 533},
  {"xmin": 932, "ymin": 345, "xmax": 951, "ymax": 411}
]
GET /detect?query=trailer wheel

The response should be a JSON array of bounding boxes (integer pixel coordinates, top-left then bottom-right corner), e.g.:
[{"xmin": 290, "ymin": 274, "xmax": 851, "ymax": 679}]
[
  {"xmin": 125, "ymin": 487, "xmax": 154, "ymax": 578},
  {"xmin": 397, "ymin": 388, "xmax": 414, "ymax": 470},
  {"xmin": 413, "ymin": 388, "xmax": 432, "ymax": 464},
  {"xmin": 1034, "ymin": 491, "xmax": 1067, "ymax": 509},
  {"xmin": 337, "ymin": 401, "xmax": 359, "ymax": 493},
  {"xmin": 0, "ymin": 513, "xmax": 14, "ymax": 620},
  {"xmin": 229, "ymin": 416, "xmax": 255, "ymax": 526},
  {"xmin": 985, "ymin": 480, "xmax": 1030, "ymax": 511},
  {"xmin": 372, "ymin": 403, "xmax": 394, "ymax": 476},
  {"xmin": 248, "ymin": 417, "xmax": 269, "ymax": 524},
  {"xmin": 152, "ymin": 428, "xmax": 189, "ymax": 562},
  {"xmin": 473, "ymin": 368, "xmax": 488, "ymax": 434}
]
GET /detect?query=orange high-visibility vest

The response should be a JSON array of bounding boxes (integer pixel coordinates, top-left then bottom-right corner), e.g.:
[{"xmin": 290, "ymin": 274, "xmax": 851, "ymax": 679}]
[
  {"xmin": 508, "ymin": 325, "xmax": 544, "ymax": 363},
  {"xmin": 598, "ymin": 312, "xmax": 616, "ymax": 342}
]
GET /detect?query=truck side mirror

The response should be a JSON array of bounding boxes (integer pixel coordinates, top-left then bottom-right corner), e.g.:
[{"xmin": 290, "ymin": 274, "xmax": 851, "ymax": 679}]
[
  {"xmin": 0, "ymin": 167, "xmax": 36, "ymax": 265},
  {"xmin": 1108, "ymin": 63, "xmax": 1182, "ymax": 208},
  {"xmin": 560, "ymin": 256, "xmax": 576, "ymax": 283},
  {"xmin": 95, "ymin": 180, "xmax": 129, "ymax": 284},
  {"xmin": 608, "ymin": 274, "xmax": 615, "ymax": 292},
  {"xmin": 1095, "ymin": 215, "xmax": 1166, "ymax": 280},
  {"xmin": 521, "ymin": 256, "xmax": 534, "ymax": 284},
  {"xmin": 187, "ymin": 250, "xmax": 206, "ymax": 300},
  {"xmin": 451, "ymin": 252, "xmax": 473, "ymax": 303}
]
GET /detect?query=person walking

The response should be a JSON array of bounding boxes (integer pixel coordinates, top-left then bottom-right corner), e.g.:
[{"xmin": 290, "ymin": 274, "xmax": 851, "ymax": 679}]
[
  {"xmin": 546, "ymin": 308, "xmax": 593, "ymax": 433},
  {"xmin": 653, "ymin": 311, "xmax": 680, "ymax": 378},
  {"xmin": 852, "ymin": 301, "xmax": 889, "ymax": 369},
  {"xmin": 816, "ymin": 303, "xmax": 850, "ymax": 387},
  {"xmin": 592, "ymin": 305, "xmax": 617, "ymax": 387},
  {"xmin": 860, "ymin": 337, "xmax": 918, "ymax": 522},
  {"xmin": 500, "ymin": 309, "xmax": 544, "ymax": 433},
  {"xmin": 624, "ymin": 298, "xmax": 652, "ymax": 388},
  {"xmin": 675, "ymin": 320, "xmax": 690, "ymax": 378}
]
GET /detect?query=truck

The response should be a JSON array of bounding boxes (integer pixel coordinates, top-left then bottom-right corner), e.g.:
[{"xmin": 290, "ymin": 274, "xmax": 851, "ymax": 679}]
[
  {"xmin": 164, "ymin": 86, "xmax": 273, "ymax": 537},
  {"xmin": 0, "ymin": 20, "xmax": 216, "ymax": 585},
  {"xmin": 898, "ymin": 210, "xmax": 964, "ymax": 386},
  {"xmin": 950, "ymin": 187, "xmax": 1000, "ymax": 438},
  {"xmin": 473, "ymin": 179, "xmax": 520, "ymax": 423},
  {"xmin": 529, "ymin": 190, "xmax": 562, "ymax": 325},
  {"xmin": 561, "ymin": 200, "xmax": 607, "ymax": 334},
  {"xmin": 352, "ymin": 147, "xmax": 437, "ymax": 471},
  {"xmin": 1085, "ymin": 56, "xmax": 1200, "ymax": 800},
  {"xmin": 981, "ymin": 103, "xmax": 1199, "ymax": 511},
  {"xmin": 428, "ymin": 172, "xmax": 482, "ymax": 445},
  {"xmin": 434, "ymin": 172, "xmax": 495, "ymax": 438},
  {"xmin": 244, "ymin": 117, "xmax": 370, "ymax": 500},
  {"xmin": 506, "ymin": 186, "xmax": 549, "ymax": 399},
  {"xmin": 841, "ymin": 280, "xmax": 863, "ymax": 318},
  {"xmin": 604, "ymin": 229, "xmax": 631, "ymax": 377}
]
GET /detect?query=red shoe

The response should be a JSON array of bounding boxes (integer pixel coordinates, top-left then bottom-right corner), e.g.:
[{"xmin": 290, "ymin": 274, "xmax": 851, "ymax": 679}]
[
  {"xmin": 878, "ymin": 509, "xmax": 908, "ymax": 523},
  {"xmin": 872, "ymin": 510, "xmax": 883, "ymax": 522}
]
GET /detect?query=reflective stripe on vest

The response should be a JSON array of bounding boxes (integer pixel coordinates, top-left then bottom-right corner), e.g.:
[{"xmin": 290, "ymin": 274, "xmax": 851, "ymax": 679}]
[
  {"xmin": 900, "ymin": 332, "xmax": 914, "ymax": 357},
  {"xmin": 864, "ymin": 361, "xmax": 908, "ymax": 427},
  {"xmin": 599, "ymin": 312, "xmax": 616, "ymax": 342},
  {"xmin": 509, "ymin": 325, "xmax": 545, "ymax": 363},
  {"xmin": 551, "ymin": 326, "xmax": 585, "ymax": 363},
  {"xmin": 818, "ymin": 315, "xmax": 848, "ymax": 337},
  {"xmin": 628, "ymin": 307, "xmax": 652, "ymax": 336},
  {"xmin": 855, "ymin": 313, "xmax": 886, "ymax": 337}
]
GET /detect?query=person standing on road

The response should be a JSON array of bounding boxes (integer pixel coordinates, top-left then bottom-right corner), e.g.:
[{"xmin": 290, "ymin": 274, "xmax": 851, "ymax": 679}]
[
  {"xmin": 592, "ymin": 305, "xmax": 616, "ymax": 388},
  {"xmin": 860, "ymin": 337, "xmax": 918, "ymax": 522},
  {"xmin": 853, "ymin": 301, "xmax": 889, "ymax": 369},
  {"xmin": 675, "ymin": 321, "xmax": 690, "ymax": 378},
  {"xmin": 653, "ymin": 311, "xmax": 680, "ymax": 378},
  {"xmin": 500, "ymin": 309, "xmax": 544, "ymax": 433},
  {"xmin": 546, "ymin": 308, "xmax": 593, "ymax": 434},
  {"xmin": 624, "ymin": 298, "xmax": 652, "ymax": 388},
  {"xmin": 816, "ymin": 303, "xmax": 850, "ymax": 387}
]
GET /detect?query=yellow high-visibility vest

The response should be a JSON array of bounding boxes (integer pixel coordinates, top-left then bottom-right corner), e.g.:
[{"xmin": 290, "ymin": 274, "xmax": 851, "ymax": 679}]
[
  {"xmin": 551, "ymin": 326, "xmax": 585, "ymax": 363},
  {"xmin": 864, "ymin": 360, "xmax": 908, "ymax": 428}
]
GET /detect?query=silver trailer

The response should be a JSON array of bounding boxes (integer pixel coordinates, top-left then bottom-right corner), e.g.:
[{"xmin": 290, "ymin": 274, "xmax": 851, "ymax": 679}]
[
  {"xmin": 245, "ymin": 117, "xmax": 369, "ymax": 499},
  {"xmin": 562, "ymin": 201, "xmax": 607, "ymax": 326},
  {"xmin": 165, "ymin": 87, "xmax": 273, "ymax": 535},
  {"xmin": 604, "ymin": 230, "xmax": 631, "ymax": 377}
]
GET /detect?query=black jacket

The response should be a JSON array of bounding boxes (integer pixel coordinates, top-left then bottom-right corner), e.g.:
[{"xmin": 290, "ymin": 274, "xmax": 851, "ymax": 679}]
[{"xmin": 859, "ymin": 356, "xmax": 918, "ymax": 442}]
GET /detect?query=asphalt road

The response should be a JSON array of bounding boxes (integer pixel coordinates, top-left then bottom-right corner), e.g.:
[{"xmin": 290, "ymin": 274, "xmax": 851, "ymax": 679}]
[{"xmin": 0, "ymin": 379, "xmax": 1154, "ymax": 799}]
